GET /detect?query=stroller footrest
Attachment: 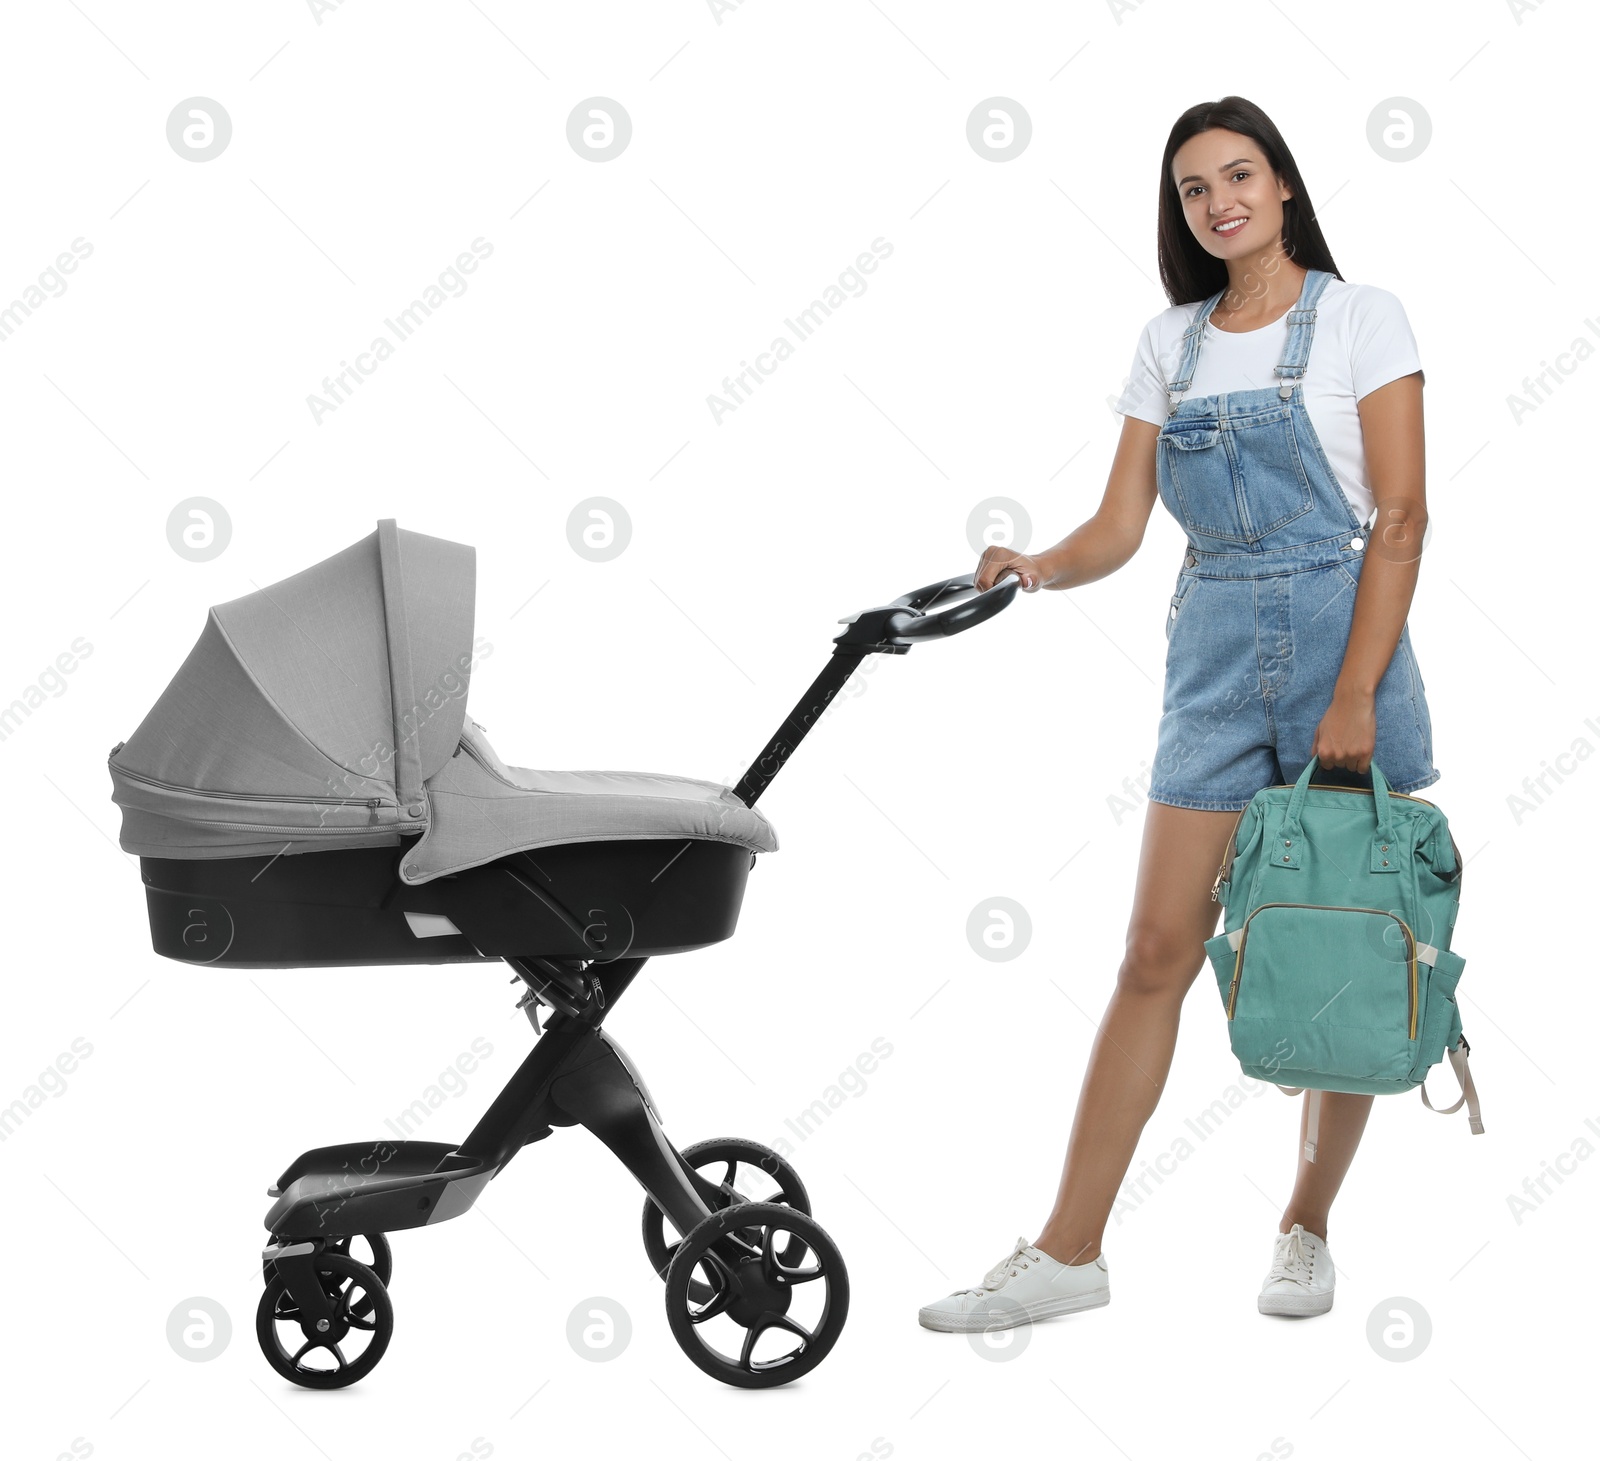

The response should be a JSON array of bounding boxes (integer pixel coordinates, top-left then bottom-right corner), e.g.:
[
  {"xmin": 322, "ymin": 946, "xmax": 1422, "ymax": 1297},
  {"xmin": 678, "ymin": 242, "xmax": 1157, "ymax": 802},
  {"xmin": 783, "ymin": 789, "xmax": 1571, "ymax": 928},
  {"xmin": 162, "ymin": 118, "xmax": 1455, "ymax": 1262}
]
[
  {"xmin": 268, "ymin": 1139, "xmax": 461, "ymax": 1195},
  {"xmin": 264, "ymin": 1139, "xmax": 494, "ymax": 1238}
]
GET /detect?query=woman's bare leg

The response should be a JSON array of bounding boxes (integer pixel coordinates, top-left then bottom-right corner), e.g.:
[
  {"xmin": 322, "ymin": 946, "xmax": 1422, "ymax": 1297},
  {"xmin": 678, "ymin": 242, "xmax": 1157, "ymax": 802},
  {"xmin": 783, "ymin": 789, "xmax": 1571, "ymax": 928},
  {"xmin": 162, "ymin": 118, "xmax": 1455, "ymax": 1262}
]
[
  {"xmin": 1032, "ymin": 798, "xmax": 1377, "ymax": 1266},
  {"xmin": 1032, "ymin": 798, "xmax": 1237, "ymax": 1265},
  {"xmin": 1278, "ymin": 1091, "xmax": 1374, "ymax": 1241}
]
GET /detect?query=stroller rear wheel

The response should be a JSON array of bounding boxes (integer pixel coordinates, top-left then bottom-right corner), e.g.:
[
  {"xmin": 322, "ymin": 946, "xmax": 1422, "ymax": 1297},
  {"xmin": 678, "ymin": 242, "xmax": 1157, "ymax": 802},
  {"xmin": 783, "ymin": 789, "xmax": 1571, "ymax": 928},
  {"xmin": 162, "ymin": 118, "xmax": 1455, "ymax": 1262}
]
[
  {"xmin": 642, "ymin": 1137, "xmax": 811, "ymax": 1289},
  {"xmin": 256, "ymin": 1251, "xmax": 394, "ymax": 1389},
  {"xmin": 665, "ymin": 1201, "xmax": 848, "ymax": 1388}
]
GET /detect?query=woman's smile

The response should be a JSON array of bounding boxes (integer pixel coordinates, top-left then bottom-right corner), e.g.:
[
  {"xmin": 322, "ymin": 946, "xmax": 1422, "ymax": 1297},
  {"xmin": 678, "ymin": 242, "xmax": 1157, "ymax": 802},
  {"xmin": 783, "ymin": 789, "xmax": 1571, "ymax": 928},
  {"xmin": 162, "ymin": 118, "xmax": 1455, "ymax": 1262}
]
[{"xmin": 1173, "ymin": 125, "xmax": 1297, "ymax": 261}]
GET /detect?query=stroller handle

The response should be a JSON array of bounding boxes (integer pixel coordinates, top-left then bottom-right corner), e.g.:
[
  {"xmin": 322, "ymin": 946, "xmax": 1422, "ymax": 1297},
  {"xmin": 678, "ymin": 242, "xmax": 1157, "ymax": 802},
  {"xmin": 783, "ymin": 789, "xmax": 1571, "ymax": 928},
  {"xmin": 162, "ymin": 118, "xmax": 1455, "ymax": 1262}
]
[
  {"xmin": 731, "ymin": 568, "xmax": 1023, "ymax": 808},
  {"xmin": 833, "ymin": 568, "xmax": 1022, "ymax": 649}
]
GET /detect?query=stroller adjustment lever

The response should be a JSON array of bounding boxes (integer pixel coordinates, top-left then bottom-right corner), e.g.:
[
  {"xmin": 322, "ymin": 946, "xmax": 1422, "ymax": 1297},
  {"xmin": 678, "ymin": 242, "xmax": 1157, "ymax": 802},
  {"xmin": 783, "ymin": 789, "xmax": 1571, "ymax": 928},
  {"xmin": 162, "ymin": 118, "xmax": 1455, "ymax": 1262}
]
[{"xmin": 510, "ymin": 954, "xmax": 602, "ymax": 1022}]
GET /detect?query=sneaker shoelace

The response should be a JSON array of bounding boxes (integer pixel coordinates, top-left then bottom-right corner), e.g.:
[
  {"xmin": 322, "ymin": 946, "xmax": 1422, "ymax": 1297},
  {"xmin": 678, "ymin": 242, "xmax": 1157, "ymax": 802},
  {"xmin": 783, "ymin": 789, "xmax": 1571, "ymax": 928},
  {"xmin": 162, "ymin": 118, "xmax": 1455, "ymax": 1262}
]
[
  {"xmin": 964, "ymin": 1236, "xmax": 1039, "ymax": 1295},
  {"xmin": 1268, "ymin": 1227, "xmax": 1315, "ymax": 1286}
]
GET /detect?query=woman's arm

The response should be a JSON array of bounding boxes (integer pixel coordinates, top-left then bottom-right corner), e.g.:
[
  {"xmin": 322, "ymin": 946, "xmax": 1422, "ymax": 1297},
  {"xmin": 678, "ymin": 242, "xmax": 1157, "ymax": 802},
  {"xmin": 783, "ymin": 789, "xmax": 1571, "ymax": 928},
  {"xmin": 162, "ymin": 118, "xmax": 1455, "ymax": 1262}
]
[
  {"xmin": 1313, "ymin": 370, "xmax": 1428, "ymax": 770},
  {"xmin": 974, "ymin": 416, "xmax": 1161, "ymax": 590}
]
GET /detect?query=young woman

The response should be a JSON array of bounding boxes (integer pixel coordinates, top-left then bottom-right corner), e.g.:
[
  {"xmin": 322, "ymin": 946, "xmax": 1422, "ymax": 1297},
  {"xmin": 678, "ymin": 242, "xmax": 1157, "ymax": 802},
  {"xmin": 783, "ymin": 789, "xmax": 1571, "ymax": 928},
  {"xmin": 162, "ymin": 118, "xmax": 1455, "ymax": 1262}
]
[{"xmin": 920, "ymin": 96, "xmax": 1435, "ymax": 1331}]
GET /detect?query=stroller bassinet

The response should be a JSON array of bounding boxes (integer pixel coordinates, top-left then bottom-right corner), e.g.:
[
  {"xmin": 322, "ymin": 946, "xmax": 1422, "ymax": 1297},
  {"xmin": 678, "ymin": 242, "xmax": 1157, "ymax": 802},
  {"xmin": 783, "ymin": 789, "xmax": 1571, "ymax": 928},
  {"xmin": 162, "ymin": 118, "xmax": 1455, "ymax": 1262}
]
[
  {"xmin": 111, "ymin": 521, "xmax": 1020, "ymax": 1389},
  {"xmin": 112, "ymin": 520, "xmax": 777, "ymax": 968}
]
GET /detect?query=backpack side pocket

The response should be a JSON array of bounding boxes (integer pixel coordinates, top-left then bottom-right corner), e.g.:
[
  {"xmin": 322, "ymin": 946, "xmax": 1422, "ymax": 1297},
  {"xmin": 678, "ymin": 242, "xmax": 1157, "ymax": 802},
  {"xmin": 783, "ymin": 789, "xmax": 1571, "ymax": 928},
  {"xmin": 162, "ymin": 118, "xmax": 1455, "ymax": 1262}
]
[
  {"xmin": 1412, "ymin": 947, "xmax": 1465, "ymax": 1080},
  {"xmin": 1204, "ymin": 930, "xmax": 1237, "ymax": 1013}
]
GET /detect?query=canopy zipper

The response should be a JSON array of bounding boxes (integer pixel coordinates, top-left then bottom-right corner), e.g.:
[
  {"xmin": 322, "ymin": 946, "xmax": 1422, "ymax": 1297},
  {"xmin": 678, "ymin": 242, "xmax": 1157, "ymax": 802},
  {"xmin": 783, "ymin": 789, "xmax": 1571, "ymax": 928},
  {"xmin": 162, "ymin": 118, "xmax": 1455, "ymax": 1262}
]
[
  {"xmin": 111, "ymin": 759, "xmax": 387, "ymax": 809},
  {"xmin": 149, "ymin": 819, "xmax": 399, "ymax": 837}
]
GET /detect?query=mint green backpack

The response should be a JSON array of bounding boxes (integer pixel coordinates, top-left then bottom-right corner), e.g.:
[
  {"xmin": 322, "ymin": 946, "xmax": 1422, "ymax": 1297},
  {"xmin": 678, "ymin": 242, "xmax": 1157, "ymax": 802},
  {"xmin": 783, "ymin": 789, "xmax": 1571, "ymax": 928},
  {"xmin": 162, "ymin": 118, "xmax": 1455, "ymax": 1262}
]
[{"xmin": 1202, "ymin": 756, "xmax": 1483, "ymax": 1160}]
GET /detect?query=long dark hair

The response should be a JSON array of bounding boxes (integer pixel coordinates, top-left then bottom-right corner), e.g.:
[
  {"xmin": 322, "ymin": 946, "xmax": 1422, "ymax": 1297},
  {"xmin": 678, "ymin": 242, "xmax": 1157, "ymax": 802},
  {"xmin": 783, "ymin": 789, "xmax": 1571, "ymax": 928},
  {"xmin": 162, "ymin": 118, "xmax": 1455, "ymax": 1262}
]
[{"xmin": 1157, "ymin": 96, "xmax": 1341, "ymax": 306}]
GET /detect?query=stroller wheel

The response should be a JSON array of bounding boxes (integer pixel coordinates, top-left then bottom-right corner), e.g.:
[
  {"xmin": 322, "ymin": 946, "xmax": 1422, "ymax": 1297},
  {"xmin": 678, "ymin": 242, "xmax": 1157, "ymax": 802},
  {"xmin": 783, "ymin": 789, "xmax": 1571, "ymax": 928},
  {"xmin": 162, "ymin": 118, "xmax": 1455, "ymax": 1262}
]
[
  {"xmin": 325, "ymin": 1233, "xmax": 392, "ymax": 1317},
  {"xmin": 665, "ymin": 1201, "xmax": 848, "ymax": 1389},
  {"xmin": 256, "ymin": 1251, "xmax": 394, "ymax": 1389},
  {"xmin": 266, "ymin": 1232, "xmax": 393, "ymax": 1317},
  {"xmin": 642, "ymin": 1137, "xmax": 811, "ymax": 1287}
]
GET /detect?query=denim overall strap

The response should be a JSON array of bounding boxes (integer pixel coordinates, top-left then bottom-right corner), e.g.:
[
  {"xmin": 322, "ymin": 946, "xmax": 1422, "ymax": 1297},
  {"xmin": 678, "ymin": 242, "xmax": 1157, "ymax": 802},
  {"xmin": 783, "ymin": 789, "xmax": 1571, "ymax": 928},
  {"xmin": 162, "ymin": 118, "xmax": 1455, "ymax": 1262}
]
[
  {"xmin": 1272, "ymin": 269, "xmax": 1335, "ymax": 400},
  {"xmin": 1165, "ymin": 269, "xmax": 1334, "ymax": 416},
  {"xmin": 1165, "ymin": 288, "xmax": 1227, "ymax": 414}
]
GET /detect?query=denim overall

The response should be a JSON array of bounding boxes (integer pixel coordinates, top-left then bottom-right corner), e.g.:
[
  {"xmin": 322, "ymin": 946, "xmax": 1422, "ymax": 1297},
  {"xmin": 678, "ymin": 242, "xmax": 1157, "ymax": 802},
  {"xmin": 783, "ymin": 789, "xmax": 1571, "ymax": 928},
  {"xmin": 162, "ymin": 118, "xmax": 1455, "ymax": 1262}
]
[{"xmin": 1147, "ymin": 268, "xmax": 1438, "ymax": 812}]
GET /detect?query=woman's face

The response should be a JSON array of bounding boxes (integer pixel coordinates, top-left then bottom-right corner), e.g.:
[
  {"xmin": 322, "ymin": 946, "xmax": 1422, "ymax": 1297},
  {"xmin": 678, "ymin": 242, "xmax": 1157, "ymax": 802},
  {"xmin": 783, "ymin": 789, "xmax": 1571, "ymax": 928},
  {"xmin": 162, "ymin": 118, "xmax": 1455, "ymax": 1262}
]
[{"xmin": 1172, "ymin": 128, "xmax": 1293, "ymax": 262}]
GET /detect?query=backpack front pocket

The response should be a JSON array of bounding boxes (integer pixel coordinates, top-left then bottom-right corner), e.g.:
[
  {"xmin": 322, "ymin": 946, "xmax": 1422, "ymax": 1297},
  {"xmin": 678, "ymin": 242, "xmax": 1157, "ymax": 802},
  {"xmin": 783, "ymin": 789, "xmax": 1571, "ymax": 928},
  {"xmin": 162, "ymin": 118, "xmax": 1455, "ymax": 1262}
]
[{"xmin": 1223, "ymin": 903, "xmax": 1418, "ymax": 1083}]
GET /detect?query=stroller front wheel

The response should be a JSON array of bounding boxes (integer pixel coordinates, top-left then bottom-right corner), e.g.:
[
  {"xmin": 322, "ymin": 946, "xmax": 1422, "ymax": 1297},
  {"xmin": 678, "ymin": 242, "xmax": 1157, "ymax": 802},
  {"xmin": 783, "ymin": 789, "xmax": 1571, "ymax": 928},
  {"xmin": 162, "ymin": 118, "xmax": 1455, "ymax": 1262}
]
[
  {"xmin": 324, "ymin": 1232, "xmax": 393, "ymax": 1318},
  {"xmin": 256, "ymin": 1251, "xmax": 394, "ymax": 1389},
  {"xmin": 260, "ymin": 1232, "xmax": 393, "ymax": 1319},
  {"xmin": 664, "ymin": 1201, "xmax": 848, "ymax": 1388}
]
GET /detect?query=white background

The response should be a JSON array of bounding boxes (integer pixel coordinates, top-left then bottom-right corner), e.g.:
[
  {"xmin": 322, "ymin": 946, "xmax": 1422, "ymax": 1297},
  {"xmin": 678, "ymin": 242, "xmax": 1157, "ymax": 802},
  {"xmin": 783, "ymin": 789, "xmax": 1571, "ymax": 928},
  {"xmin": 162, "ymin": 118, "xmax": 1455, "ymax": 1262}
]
[{"xmin": 2, "ymin": 2, "xmax": 1593, "ymax": 1459}]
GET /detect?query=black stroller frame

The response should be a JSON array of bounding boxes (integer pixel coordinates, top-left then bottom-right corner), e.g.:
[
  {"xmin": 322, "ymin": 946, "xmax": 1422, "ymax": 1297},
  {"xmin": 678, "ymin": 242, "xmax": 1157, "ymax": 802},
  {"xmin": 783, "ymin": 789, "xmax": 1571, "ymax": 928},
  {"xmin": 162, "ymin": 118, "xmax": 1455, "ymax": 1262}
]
[{"xmin": 133, "ymin": 568, "xmax": 1020, "ymax": 1389}]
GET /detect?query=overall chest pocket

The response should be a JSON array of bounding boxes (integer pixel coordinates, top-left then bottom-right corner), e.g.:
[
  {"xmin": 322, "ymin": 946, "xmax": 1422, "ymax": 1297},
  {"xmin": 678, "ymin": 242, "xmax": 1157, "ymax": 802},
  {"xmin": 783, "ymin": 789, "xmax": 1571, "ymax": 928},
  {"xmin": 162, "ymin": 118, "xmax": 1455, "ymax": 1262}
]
[
  {"xmin": 1231, "ymin": 414, "xmax": 1317, "ymax": 537},
  {"xmin": 1159, "ymin": 415, "xmax": 1321, "ymax": 543},
  {"xmin": 1157, "ymin": 424, "xmax": 1249, "ymax": 542}
]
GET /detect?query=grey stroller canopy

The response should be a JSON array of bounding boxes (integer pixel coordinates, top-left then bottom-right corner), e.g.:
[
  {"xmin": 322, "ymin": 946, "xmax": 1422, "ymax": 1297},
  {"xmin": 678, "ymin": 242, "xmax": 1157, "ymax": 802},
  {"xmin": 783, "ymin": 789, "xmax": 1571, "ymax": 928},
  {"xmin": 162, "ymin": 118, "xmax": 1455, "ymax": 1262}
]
[{"xmin": 110, "ymin": 520, "xmax": 778, "ymax": 883}]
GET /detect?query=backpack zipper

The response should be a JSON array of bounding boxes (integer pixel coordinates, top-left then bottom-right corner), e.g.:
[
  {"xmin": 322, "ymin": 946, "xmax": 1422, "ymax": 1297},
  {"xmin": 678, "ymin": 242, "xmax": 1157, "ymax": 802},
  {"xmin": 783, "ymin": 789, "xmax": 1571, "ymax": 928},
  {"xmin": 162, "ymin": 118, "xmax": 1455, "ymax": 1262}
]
[
  {"xmin": 1226, "ymin": 900, "xmax": 1418, "ymax": 1039},
  {"xmin": 1210, "ymin": 782, "xmax": 1445, "ymax": 903}
]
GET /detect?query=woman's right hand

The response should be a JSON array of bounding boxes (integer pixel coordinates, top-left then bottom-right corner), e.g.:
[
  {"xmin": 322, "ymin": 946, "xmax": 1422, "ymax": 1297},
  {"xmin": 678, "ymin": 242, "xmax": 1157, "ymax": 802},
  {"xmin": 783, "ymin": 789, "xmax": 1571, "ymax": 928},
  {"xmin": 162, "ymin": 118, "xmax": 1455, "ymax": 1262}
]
[{"xmin": 975, "ymin": 547, "xmax": 1047, "ymax": 592}]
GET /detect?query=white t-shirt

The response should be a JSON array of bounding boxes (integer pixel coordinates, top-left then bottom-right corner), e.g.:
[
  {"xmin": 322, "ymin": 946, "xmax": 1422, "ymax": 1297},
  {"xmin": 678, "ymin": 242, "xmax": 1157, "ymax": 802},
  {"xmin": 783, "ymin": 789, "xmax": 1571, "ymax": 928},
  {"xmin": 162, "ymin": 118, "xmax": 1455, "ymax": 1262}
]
[{"xmin": 1113, "ymin": 277, "xmax": 1424, "ymax": 528}]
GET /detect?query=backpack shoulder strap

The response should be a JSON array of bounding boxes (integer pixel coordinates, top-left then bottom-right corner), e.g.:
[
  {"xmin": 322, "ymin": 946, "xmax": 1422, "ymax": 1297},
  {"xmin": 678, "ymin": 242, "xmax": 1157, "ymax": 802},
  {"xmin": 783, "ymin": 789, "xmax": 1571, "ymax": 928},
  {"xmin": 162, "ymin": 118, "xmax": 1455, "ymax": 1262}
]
[
  {"xmin": 1273, "ymin": 1085, "xmax": 1323, "ymax": 1163},
  {"xmin": 1419, "ymin": 1037, "xmax": 1485, "ymax": 1133}
]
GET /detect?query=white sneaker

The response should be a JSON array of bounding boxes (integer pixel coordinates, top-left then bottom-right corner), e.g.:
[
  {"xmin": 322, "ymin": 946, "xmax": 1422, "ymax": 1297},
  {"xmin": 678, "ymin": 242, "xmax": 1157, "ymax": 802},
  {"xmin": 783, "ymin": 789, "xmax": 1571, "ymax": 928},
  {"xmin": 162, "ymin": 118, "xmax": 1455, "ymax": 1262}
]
[
  {"xmin": 919, "ymin": 1236, "xmax": 1110, "ymax": 1333},
  {"xmin": 1258, "ymin": 1222, "xmax": 1335, "ymax": 1316}
]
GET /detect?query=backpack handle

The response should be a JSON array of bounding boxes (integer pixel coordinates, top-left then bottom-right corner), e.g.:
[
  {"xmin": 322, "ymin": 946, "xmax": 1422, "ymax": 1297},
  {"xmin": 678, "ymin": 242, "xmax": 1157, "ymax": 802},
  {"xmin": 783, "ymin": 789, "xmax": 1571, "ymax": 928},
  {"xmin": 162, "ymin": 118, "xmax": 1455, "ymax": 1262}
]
[{"xmin": 1277, "ymin": 755, "xmax": 1401, "ymax": 875}]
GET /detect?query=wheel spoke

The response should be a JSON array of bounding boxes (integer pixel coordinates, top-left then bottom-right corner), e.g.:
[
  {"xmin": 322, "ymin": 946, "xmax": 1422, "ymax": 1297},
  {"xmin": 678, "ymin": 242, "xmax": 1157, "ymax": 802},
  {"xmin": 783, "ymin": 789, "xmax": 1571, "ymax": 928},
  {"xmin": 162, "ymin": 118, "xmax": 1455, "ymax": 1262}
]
[
  {"xmin": 734, "ymin": 1162, "xmax": 780, "ymax": 1205},
  {"xmin": 773, "ymin": 1258, "xmax": 823, "ymax": 1282},
  {"xmin": 765, "ymin": 1311, "xmax": 815, "ymax": 1344},
  {"xmin": 762, "ymin": 1225, "xmax": 822, "ymax": 1283},
  {"xmin": 688, "ymin": 1254, "xmax": 735, "ymax": 1324},
  {"xmin": 340, "ymin": 1285, "xmax": 375, "ymax": 1324},
  {"xmin": 690, "ymin": 1287, "xmax": 733, "ymax": 1324},
  {"xmin": 738, "ymin": 1310, "xmax": 812, "ymax": 1370}
]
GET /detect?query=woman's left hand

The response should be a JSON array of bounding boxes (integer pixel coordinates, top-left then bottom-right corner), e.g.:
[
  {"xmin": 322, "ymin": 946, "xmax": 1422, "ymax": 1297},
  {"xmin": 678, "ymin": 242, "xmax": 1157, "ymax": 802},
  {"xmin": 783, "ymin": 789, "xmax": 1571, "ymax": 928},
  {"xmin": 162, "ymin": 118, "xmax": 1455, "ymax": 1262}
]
[{"xmin": 1311, "ymin": 683, "xmax": 1377, "ymax": 773}]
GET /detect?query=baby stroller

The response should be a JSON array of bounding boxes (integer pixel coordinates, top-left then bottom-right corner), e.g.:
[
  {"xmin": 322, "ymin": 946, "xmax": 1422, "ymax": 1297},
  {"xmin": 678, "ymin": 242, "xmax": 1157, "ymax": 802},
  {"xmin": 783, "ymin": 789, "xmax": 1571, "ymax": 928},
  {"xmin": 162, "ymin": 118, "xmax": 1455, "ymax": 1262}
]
[{"xmin": 109, "ymin": 521, "xmax": 1020, "ymax": 1389}]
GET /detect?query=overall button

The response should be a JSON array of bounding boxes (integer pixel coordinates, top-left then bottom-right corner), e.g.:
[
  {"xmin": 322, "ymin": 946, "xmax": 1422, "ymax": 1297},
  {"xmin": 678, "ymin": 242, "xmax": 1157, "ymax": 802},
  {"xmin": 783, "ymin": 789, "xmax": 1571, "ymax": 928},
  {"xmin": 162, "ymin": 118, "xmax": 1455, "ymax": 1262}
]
[
  {"xmin": 1349, "ymin": 536, "xmax": 1365, "ymax": 551},
  {"xmin": 1185, "ymin": 552, "xmax": 1197, "ymax": 566}
]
